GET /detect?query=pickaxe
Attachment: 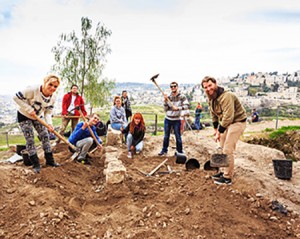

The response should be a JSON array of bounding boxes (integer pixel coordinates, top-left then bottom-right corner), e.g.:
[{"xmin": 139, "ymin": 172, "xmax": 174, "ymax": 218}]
[
  {"xmin": 138, "ymin": 158, "xmax": 168, "ymax": 177},
  {"xmin": 149, "ymin": 74, "xmax": 175, "ymax": 107}
]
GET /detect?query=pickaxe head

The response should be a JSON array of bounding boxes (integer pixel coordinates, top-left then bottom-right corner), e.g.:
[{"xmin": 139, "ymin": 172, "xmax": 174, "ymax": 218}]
[{"xmin": 150, "ymin": 74, "xmax": 159, "ymax": 83}]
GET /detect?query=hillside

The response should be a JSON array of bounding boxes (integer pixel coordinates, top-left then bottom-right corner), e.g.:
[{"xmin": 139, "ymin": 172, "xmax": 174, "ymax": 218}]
[{"xmin": 0, "ymin": 120, "xmax": 300, "ymax": 238}]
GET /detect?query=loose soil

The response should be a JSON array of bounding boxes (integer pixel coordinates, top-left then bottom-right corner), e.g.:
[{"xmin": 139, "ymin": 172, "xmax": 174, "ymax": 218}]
[{"xmin": 0, "ymin": 119, "xmax": 300, "ymax": 239}]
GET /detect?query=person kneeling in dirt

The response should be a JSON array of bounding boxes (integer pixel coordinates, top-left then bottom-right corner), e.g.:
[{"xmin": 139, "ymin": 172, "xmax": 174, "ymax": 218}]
[
  {"xmin": 121, "ymin": 113, "xmax": 146, "ymax": 158},
  {"xmin": 68, "ymin": 113, "xmax": 103, "ymax": 165},
  {"xmin": 201, "ymin": 76, "xmax": 247, "ymax": 185},
  {"xmin": 13, "ymin": 74, "xmax": 61, "ymax": 173}
]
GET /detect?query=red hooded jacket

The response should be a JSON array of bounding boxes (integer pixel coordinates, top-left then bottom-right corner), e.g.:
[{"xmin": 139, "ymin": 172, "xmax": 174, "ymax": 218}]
[{"xmin": 62, "ymin": 92, "xmax": 87, "ymax": 116}]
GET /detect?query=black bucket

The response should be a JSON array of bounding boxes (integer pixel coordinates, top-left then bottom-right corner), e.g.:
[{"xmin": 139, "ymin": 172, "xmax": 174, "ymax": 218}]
[
  {"xmin": 21, "ymin": 150, "xmax": 33, "ymax": 166},
  {"xmin": 185, "ymin": 158, "xmax": 200, "ymax": 171},
  {"xmin": 16, "ymin": 145, "xmax": 26, "ymax": 156},
  {"xmin": 203, "ymin": 160, "xmax": 219, "ymax": 171},
  {"xmin": 175, "ymin": 152, "xmax": 187, "ymax": 164},
  {"xmin": 272, "ymin": 159, "xmax": 292, "ymax": 180}
]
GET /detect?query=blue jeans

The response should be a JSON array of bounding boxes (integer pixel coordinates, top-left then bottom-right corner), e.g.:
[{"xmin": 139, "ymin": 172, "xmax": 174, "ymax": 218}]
[
  {"xmin": 127, "ymin": 133, "xmax": 143, "ymax": 152},
  {"xmin": 195, "ymin": 116, "xmax": 201, "ymax": 130},
  {"xmin": 111, "ymin": 122, "xmax": 127, "ymax": 130},
  {"xmin": 162, "ymin": 118, "xmax": 182, "ymax": 153}
]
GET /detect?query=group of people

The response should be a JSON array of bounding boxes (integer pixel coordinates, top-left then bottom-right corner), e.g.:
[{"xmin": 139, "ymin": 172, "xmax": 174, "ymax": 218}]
[{"xmin": 14, "ymin": 74, "xmax": 248, "ymax": 186}]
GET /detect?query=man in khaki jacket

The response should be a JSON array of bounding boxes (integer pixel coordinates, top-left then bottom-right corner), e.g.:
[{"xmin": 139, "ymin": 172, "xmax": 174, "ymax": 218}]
[{"xmin": 202, "ymin": 76, "xmax": 247, "ymax": 185}]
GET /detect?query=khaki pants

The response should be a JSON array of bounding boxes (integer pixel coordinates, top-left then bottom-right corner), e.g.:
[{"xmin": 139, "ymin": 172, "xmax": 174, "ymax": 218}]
[
  {"xmin": 219, "ymin": 121, "xmax": 246, "ymax": 179},
  {"xmin": 58, "ymin": 114, "xmax": 79, "ymax": 136}
]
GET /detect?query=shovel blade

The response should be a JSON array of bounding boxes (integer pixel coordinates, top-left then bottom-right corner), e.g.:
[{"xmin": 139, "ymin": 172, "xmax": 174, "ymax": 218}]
[{"xmin": 210, "ymin": 154, "xmax": 229, "ymax": 167}]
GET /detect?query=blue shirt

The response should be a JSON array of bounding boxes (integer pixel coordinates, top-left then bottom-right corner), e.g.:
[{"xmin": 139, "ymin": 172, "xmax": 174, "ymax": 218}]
[{"xmin": 68, "ymin": 122, "xmax": 102, "ymax": 145}]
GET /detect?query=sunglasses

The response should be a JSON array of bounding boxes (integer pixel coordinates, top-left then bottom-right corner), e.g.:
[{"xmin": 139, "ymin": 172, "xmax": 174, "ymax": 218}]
[{"xmin": 170, "ymin": 85, "xmax": 177, "ymax": 88}]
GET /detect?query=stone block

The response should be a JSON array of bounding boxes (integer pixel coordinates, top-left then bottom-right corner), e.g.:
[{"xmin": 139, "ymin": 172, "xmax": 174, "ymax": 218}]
[{"xmin": 106, "ymin": 126, "xmax": 122, "ymax": 146}]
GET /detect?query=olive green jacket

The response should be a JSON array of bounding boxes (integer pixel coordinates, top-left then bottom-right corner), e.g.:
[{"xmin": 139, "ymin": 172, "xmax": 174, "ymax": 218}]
[{"xmin": 209, "ymin": 87, "xmax": 247, "ymax": 133}]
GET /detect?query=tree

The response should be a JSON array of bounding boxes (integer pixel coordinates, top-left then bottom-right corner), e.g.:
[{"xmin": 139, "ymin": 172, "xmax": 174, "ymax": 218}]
[{"xmin": 51, "ymin": 17, "xmax": 115, "ymax": 113}]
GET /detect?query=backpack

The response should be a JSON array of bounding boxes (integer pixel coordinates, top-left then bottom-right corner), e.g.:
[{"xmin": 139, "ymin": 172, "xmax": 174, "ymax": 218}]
[{"xmin": 96, "ymin": 121, "xmax": 107, "ymax": 136}]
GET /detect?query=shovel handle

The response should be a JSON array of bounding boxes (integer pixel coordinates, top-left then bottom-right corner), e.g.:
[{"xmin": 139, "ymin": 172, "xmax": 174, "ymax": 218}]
[
  {"xmin": 34, "ymin": 116, "xmax": 77, "ymax": 151},
  {"xmin": 78, "ymin": 109, "xmax": 102, "ymax": 147}
]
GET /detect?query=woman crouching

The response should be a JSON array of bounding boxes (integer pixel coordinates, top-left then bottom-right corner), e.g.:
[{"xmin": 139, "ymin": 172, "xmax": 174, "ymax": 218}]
[{"xmin": 122, "ymin": 113, "xmax": 146, "ymax": 158}]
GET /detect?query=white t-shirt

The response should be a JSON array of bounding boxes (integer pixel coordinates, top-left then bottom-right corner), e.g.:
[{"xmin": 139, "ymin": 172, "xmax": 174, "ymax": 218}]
[{"xmin": 67, "ymin": 95, "xmax": 76, "ymax": 113}]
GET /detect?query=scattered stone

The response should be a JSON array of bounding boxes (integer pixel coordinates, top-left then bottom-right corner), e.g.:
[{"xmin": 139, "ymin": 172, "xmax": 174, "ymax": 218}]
[
  {"xmin": 6, "ymin": 188, "xmax": 16, "ymax": 194},
  {"xmin": 29, "ymin": 201, "xmax": 36, "ymax": 206}
]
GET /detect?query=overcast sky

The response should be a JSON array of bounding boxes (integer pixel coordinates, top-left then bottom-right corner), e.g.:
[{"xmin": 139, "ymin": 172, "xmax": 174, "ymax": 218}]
[{"xmin": 1, "ymin": 0, "xmax": 300, "ymax": 95}]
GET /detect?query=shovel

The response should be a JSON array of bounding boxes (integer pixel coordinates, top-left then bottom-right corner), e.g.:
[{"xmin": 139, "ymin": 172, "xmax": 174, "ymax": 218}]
[
  {"xmin": 34, "ymin": 116, "xmax": 79, "ymax": 161},
  {"xmin": 210, "ymin": 142, "xmax": 228, "ymax": 167}
]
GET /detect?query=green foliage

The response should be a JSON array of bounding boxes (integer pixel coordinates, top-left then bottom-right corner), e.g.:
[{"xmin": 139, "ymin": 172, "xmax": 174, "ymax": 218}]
[
  {"xmin": 269, "ymin": 126, "xmax": 300, "ymax": 139},
  {"xmin": 264, "ymin": 128, "xmax": 274, "ymax": 132},
  {"xmin": 51, "ymin": 17, "xmax": 115, "ymax": 109}
]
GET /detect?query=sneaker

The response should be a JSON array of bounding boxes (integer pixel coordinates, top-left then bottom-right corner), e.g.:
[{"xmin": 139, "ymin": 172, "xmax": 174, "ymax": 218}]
[
  {"xmin": 136, "ymin": 151, "xmax": 141, "ymax": 155},
  {"xmin": 127, "ymin": 152, "xmax": 132, "ymax": 159},
  {"xmin": 211, "ymin": 172, "xmax": 224, "ymax": 180},
  {"xmin": 214, "ymin": 176, "xmax": 232, "ymax": 185},
  {"xmin": 158, "ymin": 151, "xmax": 167, "ymax": 156}
]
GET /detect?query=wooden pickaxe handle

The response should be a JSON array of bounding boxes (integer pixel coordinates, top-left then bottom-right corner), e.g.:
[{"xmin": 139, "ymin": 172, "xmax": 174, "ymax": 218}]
[
  {"xmin": 34, "ymin": 116, "xmax": 77, "ymax": 151},
  {"xmin": 148, "ymin": 158, "xmax": 168, "ymax": 176},
  {"xmin": 150, "ymin": 74, "xmax": 174, "ymax": 107}
]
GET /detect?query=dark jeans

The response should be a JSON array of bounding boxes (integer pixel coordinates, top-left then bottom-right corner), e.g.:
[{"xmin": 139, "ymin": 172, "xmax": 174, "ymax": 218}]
[
  {"xmin": 195, "ymin": 116, "xmax": 202, "ymax": 130},
  {"xmin": 162, "ymin": 118, "xmax": 182, "ymax": 153}
]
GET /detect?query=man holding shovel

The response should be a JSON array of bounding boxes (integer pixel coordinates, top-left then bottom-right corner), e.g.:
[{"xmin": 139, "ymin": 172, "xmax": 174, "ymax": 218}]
[
  {"xmin": 158, "ymin": 81, "xmax": 189, "ymax": 156},
  {"xmin": 68, "ymin": 113, "xmax": 103, "ymax": 165},
  {"xmin": 201, "ymin": 76, "xmax": 247, "ymax": 185}
]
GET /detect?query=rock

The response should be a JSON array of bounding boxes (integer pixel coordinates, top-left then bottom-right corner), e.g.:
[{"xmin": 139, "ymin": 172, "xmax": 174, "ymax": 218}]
[
  {"xmin": 269, "ymin": 216, "xmax": 278, "ymax": 221},
  {"xmin": 106, "ymin": 126, "xmax": 122, "ymax": 146},
  {"xmin": 105, "ymin": 161, "xmax": 126, "ymax": 184},
  {"xmin": 29, "ymin": 201, "xmax": 36, "ymax": 206},
  {"xmin": 6, "ymin": 188, "xmax": 16, "ymax": 194}
]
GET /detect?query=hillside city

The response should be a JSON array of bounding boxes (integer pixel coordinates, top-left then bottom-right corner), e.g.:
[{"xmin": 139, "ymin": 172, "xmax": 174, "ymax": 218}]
[{"xmin": 1, "ymin": 71, "xmax": 299, "ymax": 126}]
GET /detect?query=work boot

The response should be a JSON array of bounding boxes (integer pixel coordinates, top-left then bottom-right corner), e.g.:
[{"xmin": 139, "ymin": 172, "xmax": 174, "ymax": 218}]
[
  {"xmin": 45, "ymin": 152, "xmax": 60, "ymax": 167},
  {"xmin": 29, "ymin": 154, "xmax": 41, "ymax": 173}
]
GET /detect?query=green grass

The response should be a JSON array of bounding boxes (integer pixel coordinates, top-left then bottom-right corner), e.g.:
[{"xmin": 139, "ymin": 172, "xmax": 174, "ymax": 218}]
[{"xmin": 269, "ymin": 126, "xmax": 300, "ymax": 139}]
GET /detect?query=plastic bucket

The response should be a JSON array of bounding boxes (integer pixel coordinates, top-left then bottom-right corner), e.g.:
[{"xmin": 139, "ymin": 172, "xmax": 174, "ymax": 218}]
[
  {"xmin": 175, "ymin": 152, "xmax": 187, "ymax": 164},
  {"xmin": 185, "ymin": 158, "xmax": 200, "ymax": 170},
  {"xmin": 272, "ymin": 159, "xmax": 292, "ymax": 180},
  {"xmin": 16, "ymin": 145, "xmax": 26, "ymax": 156},
  {"xmin": 203, "ymin": 160, "xmax": 219, "ymax": 171},
  {"xmin": 21, "ymin": 150, "xmax": 33, "ymax": 166}
]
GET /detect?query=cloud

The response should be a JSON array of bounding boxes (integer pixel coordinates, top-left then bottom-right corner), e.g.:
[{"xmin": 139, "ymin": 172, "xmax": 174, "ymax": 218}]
[{"xmin": 0, "ymin": 0, "xmax": 300, "ymax": 95}]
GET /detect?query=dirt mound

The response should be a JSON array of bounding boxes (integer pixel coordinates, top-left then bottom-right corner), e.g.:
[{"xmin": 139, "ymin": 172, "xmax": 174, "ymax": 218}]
[
  {"xmin": 245, "ymin": 130, "xmax": 300, "ymax": 160},
  {"xmin": 1, "ymin": 125, "xmax": 300, "ymax": 238}
]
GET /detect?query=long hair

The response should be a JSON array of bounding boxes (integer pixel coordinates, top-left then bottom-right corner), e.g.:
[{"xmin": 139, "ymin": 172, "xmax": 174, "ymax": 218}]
[{"xmin": 130, "ymin": 112, "xmax": 146, "ymax": 134}]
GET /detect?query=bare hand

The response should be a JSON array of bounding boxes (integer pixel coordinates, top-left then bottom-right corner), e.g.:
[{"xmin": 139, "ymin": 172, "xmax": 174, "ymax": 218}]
[
  {"xmin": 29, "ymin": 111, "xmax": 37, "ymax": 118},
  {"xmin": 130, "ymin": 145, "xmax": 135, "ymax": 151},
  {"xmin": 97, "ymin": 144, "xmax": 103, "ymax": 150},
  {"xmin": 214, "ymin": 131, "xmax": 220, "ymax": 142},
  {"xmin": 172, "ymin": 106, "xmax": 179, "ymax": 111},
  {"xmin": 82, "ymin": 122, "xmax": 88, "ymax": 129},
  {"xmin": 48, "ymin": 124, "xmax": 54, "ymax": 133}
]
